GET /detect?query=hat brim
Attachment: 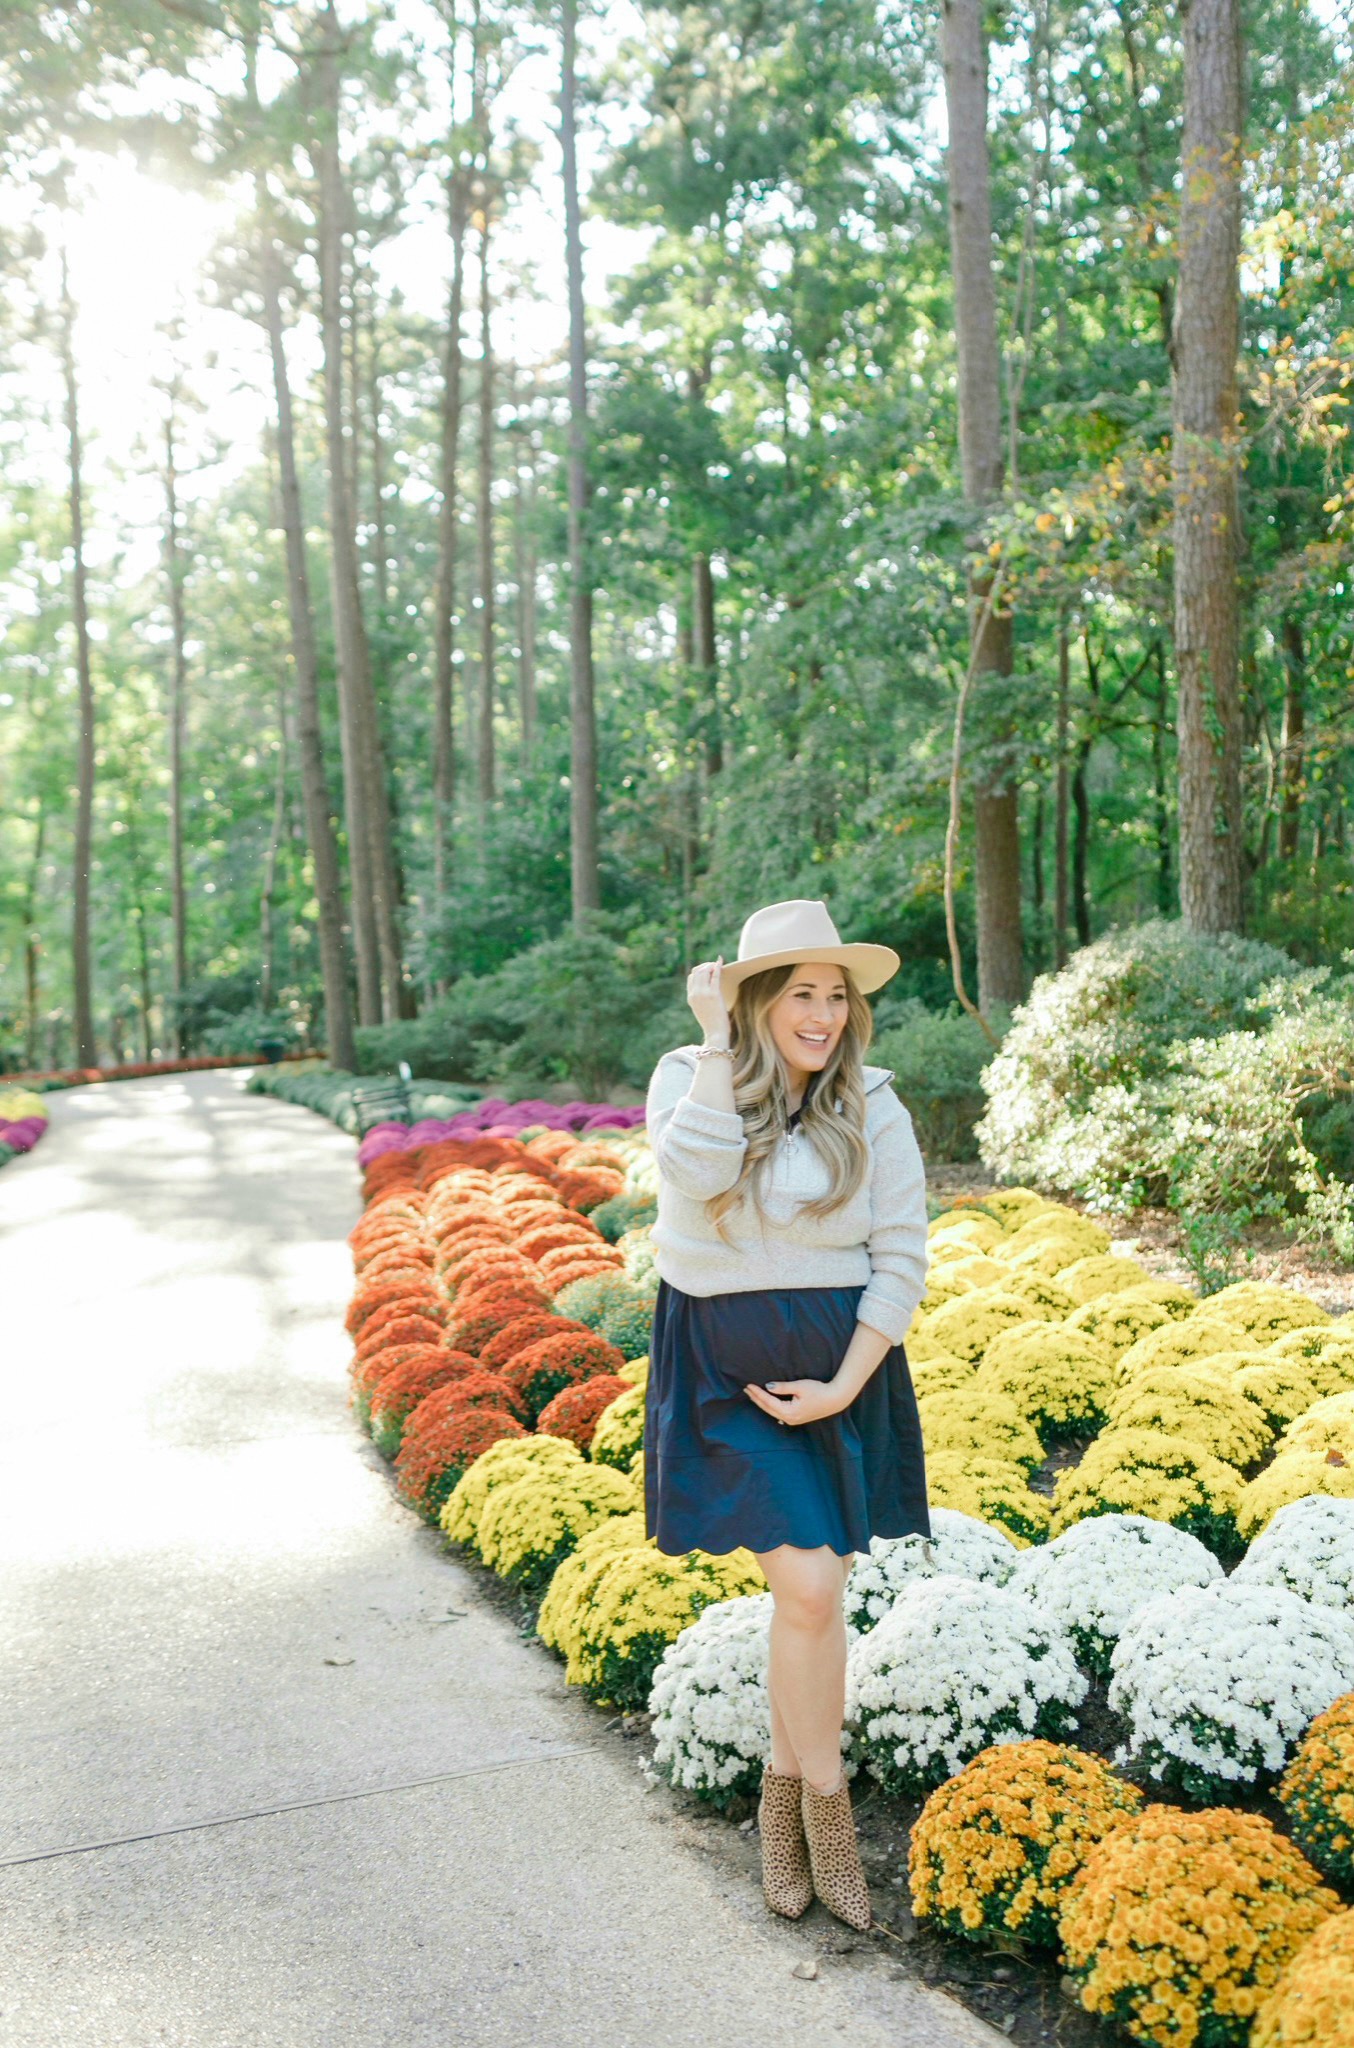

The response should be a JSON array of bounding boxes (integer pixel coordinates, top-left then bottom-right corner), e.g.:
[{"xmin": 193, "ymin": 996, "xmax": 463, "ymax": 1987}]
[{"xmin": 720, "ymin": 943, "xmax": 900, "ymax": 1008}]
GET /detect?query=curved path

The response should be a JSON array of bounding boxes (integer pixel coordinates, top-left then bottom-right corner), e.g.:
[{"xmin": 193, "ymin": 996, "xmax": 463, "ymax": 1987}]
[{"xmin": 0, "ymin": 1071, "xmax": 996, "ymax": 2048}]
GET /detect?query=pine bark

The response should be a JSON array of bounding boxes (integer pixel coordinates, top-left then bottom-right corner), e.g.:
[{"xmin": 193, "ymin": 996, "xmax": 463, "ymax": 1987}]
[
  {"xmin": 315, "ymin": 3, "xmax": 405, "ymax": 1021},
  {"xmin": 162, "ymin": 392, "xmax": 190, "ymax": 1057},
  {"xmin": 1278, "ymin": 613, "xmax": 1306, "ymax": 861},
  {"xmin": 433, "ymin": 128, "xmax": 470, "ymax": 902},
  {"xmin": 476, "ymin": 207, "xmax": 495, "ymax": 806},
  {"xmin": 1172, "ymin": 0, "xmax": 1244, "ymax": 931},
  {"xmin": 259, "ymin": 222, "xmax": 357, "ymax": 1073},
  {"xmin": 59, "ymin": 247, "xmax": 97, "ymax": 1067},
  {"xmin": 940, "ymin": 0, "xmax": 1024, "ymax": 1008},
  {"xmin": 514, "ymin": 399, "xmax": 538, "ymax": 763},
  {"xmin": 560, "ymin": 0, "xmax": 599, "ymax": 918}
]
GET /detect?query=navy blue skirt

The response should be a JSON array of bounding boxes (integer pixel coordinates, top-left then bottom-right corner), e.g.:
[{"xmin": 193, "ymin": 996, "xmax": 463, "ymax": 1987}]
[{"xmin": 643, "ymin": 1278, "xmax": 930, "ymax": 1559}]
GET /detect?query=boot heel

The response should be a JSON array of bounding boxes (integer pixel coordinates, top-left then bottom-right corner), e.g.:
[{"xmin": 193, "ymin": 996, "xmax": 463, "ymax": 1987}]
[
  {"xmin": 801, "ymin": 1773, "xmax": 872, "ymax": 1931},
  {"xmin": 758, "ymin": 1766, "xmax": 814, "ymax": 1919}
]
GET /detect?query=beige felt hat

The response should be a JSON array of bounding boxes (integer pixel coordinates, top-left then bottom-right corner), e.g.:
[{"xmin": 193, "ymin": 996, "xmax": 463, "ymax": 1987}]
[{"xmin": 718, "ymin": 899, "xmax": 901, "ymax": 1008}]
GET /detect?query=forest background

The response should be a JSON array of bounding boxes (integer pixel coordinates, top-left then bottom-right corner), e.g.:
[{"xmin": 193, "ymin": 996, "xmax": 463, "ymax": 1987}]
[{"xmin": 1, "ymin": 0, "xmax": 1352, "ymax": 1149}]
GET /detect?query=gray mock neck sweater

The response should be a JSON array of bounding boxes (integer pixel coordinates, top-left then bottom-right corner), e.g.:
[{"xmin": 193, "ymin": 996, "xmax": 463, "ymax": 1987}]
[{"xmin": 644, "ymin": 1045, "xmax": 929, "ymax": 1346}]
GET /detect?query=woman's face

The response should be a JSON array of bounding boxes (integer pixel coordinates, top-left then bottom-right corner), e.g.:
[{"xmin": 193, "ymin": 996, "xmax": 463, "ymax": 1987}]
[{"xmin": 766, "ymin": 962, "xmax": 850, "ymax": 1078}]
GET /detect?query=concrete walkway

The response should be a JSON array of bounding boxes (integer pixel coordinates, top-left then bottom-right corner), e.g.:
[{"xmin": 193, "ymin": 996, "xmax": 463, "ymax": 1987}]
[{"xmin": 0, "ymin": 1071, "xmax": 996, "ymax": 2048}]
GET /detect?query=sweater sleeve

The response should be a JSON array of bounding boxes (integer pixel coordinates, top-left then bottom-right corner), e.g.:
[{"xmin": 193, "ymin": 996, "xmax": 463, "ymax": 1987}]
[
  {"xmin": 855, "ymin": 1092, "xmax": 929, "ymax": 1346},
  {"xmin": 646, "ymin": 1048, "xmax": 748, "ymax": 1201}
]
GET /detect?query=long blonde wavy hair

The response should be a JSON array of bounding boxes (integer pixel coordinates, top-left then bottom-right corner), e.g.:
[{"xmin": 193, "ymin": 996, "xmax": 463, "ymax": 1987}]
[{"xmin": 704, "ymin": 962, "xmax": 874, "ymax": 1238}]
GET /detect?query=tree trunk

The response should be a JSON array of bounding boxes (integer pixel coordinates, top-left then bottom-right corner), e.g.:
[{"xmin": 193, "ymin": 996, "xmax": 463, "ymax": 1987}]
[
  {"xmin": 1153, "ymin": 639, "xmax": 1173, "ymax": 911},
  {"xmin": 940, "ymin": 0, "xmax": 1024, "ymax": 1009},
  {"xmin": 316, "ymin": 2, "xmax": 404, "ymax": 1022},
  {"xmin": 59, "ymin": 246, "xmax": 97, "ymax": 1067},
  {"xmin": 1173, "ymin": 0, "xmax": 1244, "ymax": 932},
  {"xmin": 1278, "ymin": 612, "xmax": 1306, "ymax": 860},
  {"xmin": 560, "ymin": 0, "xmax": 599, "ymax": 918},
  {"xmin": 692, "ymin": 551, "xmax": 722, "ymax": 777},
  {"xmin": 23, "ymin": 805, "xmax": 44, "ymax": 1068},
  {"xmin": 258, "ymin": 219, "xmax": 357, "ymax": 1073},
  {"xmin": 514, "ymin": 399, "xmax": 538, "ymax": 764},
  {"xmin": 433, "ymin": 123, "xmax": 470, "ymax": 904},
  {"xmin": 260, "ymin": 697, "xmax": 287, "ymax": 1012},
  {"xmin": 1072, "ymin": 738, "xmax": 1093, "ymax": 946},
  {"xmin": 476, "ymin": 205, "xmax": 495, "ymax": 807},
  {"xmin": 162, "ymin": 391, "xmax": 190, "ymax": 1057},
  {"xmin": 1054, "ymin": 618, "xmax": 1070, "ymax": 965}
]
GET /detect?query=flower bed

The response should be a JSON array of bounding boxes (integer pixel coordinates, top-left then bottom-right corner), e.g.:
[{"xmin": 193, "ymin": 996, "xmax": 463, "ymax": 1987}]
[
  {"xmin": 0, "ymin": 1087, "xmax": 49, "ymax": 1166},
  {"xmin": 334, "ymin": 1128, "xmax": 1354, "ymax": 2048}
]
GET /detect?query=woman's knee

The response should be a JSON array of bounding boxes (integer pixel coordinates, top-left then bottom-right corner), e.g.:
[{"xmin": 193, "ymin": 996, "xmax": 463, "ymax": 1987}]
[{"xmin": 757, "ymin": 1546, "xmax": 846, "ymax": 1632}]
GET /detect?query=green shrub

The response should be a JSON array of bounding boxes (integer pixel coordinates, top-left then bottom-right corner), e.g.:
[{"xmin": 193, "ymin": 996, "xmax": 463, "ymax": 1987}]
[
  {"xmin": 871, "ymin": 1000, "xmax": 1001, "ymax": 1160},
  {"xmin": 356, "ymin": 919, "xmax": 683, "ymax": 1096},
  {"xmin": 977, "ymin": 925, "xmax": 1354, "ymax": 1254}
]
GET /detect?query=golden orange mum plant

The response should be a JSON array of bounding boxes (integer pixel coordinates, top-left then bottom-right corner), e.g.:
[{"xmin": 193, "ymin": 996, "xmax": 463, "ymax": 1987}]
[
  {"xmin": 1252, "ymin": 1909, "xmax": 1354, "ymax": 2048},
  {"xmin": 1280, "ymin": 1690, "xmax": 1354, "ymax": 1891},
  {"xmin": 1057, "ymin": 1805, "xmax": 1341, "ymax": 2047},
  {"xmin": 908, "ymin": 1740, "xmax": 1142, "ymax": 1949}
]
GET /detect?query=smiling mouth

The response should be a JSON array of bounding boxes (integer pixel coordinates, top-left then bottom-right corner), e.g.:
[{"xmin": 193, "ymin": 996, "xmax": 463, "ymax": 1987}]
[{"xmin": 796, "ymin": 1031, "xmax": 830, "ymax": 1049}]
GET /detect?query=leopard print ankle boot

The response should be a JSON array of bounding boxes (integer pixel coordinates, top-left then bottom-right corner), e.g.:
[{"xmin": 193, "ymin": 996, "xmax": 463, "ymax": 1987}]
[
  {"xmin": 758, "ymin": 1766, "xmax": 814, "ymax": 1919},
  {"xmin": 801, "ymin": 1772, "xmax": 872, "ymax": 1931}
]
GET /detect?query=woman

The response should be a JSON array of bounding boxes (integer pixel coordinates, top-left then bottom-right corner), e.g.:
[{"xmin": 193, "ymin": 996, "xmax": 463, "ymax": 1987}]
[{"xmin": 644, "ymin": 897, "xmax": 930, "ymax": 1932}]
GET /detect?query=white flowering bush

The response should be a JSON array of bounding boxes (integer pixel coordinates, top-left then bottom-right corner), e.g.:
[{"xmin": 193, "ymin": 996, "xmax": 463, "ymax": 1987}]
[
  {"xmin": 648, "ymin": 1594, "xmax": 775, "ymax": 1806},
  {"xmin": 1109, "ymin": 1580, "xmax": 1354, "ymax": 1801},
  {"xmin": 1008, "ymin": 1513, "xmax": 1223, "ymax": 1677},
  {"xmin": 1232, "ymin": 1494, "xmax": 1354, "ymax": 1613},
  {"xmin": 843, "ymin": 1509, "xmax": 1017, "ymax": 1632},
  {"xmin": 844, "ymin": 1575, "xmax": 1087, "ymax": 1795}
]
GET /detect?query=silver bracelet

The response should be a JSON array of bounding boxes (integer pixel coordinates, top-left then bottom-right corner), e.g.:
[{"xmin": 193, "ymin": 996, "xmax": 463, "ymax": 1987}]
[{"xmin": 693, "ymin": 1043, "xmax": 734, "ymax": 1061}]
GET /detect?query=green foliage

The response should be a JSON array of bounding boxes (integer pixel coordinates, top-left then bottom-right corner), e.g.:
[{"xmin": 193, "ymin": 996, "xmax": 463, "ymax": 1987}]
[
  {"xmin": 552, "ymin": 1273, "xmax": 656, "ymax": 1358},
  {"xmin": 872, "ymin": 999, "xmax": 1003, "ymax": 1160},
  {"xmin": 980, "ymin": 926, "xmax": 1354, "ymax": 1253}
]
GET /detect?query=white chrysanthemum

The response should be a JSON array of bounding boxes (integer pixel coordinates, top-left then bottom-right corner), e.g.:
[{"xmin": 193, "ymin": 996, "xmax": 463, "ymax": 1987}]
[
  {"xmin": 1231, "ymin": 1493, "xmax": 1354, "ymax": 1612},
  {"xmin": 1008, "ymin": 1512, "xmax": 1223, "ymax": 1676},
  {"xmin": 843, "ymin": 1509, "xmax": 1018, "ymax": 1632},
  {"xmin": 647, "ymin": 1595, "xmax": 857, "ymax": 1802},
  {"xmin": 1109, "ymin": 1579, "xmax": 1354, "ymax": 1797},
  {"xmin": 844, "ymin": 1574, "xmax": 1086, "ymax": 1795}
]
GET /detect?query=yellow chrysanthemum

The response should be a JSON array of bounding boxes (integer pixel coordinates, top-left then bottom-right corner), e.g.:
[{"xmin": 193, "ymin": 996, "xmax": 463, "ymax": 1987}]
[
  {"xmin": 1001, "ymin": 1233, "xmax": 1098, "ymax": 1280},
  {"xmin": 927, "ymin": 1451, "xmax": 1051, "ymax": 1547},
  {"xmin": 928, "ymin": 1212, "xmax": 1006, "ymax": 1253},
  {"xmin": 1268, "ymin": 1331, "xmax": 1354, "ymax": 1400},
  {"xmin": 996, "ymin": 1267, "xmax": 1078, "ymax": 1319},
  {"xmin": 1059, "ymin": 1806, "xmax": 1341, "ymax": 2048},
  {"xmin": 1205, "ymin": 1281, "xmax": 1332, "ymax": 1343},
  {"xmin": 918, "ymin": 1387, "xmax": 1046, "ymax": 1475},
  {"xmin": 924, "ymin": 1289, "xmax": 1044, "ymax": 1362},
  {"xmin": 911, "ymin": 1352, "xmax": 978, "ymax": 1396},
  {"xmin": 1004, "ymin": 1209, "xmax": 1112, "ymax": 1261},
  {"xmin": 590, "ymin": 1382, "xmax": 646, "ymax": 1469},
  {"xmin": 440, "ymin": 1432, "xmax": 582, "ymax": 1549},
  {"xmin": 1237, "ymin": 1453, "xmax": 1354, "ymax": 1540},
  {"xmin": 1104, "ymin": 1371, "xmax": 1273, "ymax": 1472},
  {"xmin": 537, "ymin": 1529, "xmax": 764, "ymax": 1708},
  {"xmin": 1117, "ymin": 1318, "xmax": 1250, "ymax": 1382},
  {"xmin": 1050, "ymin": 1428, "xmax": 1242, "ymax": 1552},
  {"xmin": 475, "ymin": 1460, "xmax": 640, "ymax": 1588},
  {"xmin": 1067, "ymin": 1287, "xmax": 1184, "ymax": 1356},
  {"xmin": 981, "ymin": 1187, "xmax": 1051, "ymax": 1231},
  {"xmin": 976, "ymin": 1325, "xmax": 1119, "ymax": 1439},
  {"xmin": 1057, "ymin": 1252, "xmax": 1151, "ymax": 1305},
  {"xmin": 909, "ymin": 1741, "xmax": 1143, "ymax": 1948},
  {"xmin": 1278, "ymin": 1391, "xmax": 1354, "ymax": 1464},
  {"xmin": 1230, "ymin": 1359, "xmax": 1321, "ymax": 1432},
  {"xmin": 1253, "ymin": 1909, "xmax": 1354, "ymax": 2048},
  {"xmin": 1280, "ymin": 1693, "xmax": 1354, "ymax": 1895}
]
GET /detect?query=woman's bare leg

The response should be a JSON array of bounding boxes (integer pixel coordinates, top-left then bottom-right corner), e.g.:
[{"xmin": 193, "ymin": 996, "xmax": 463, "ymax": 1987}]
[{"xmin": 755, "ymin": 1542, "xmax": 851, "ymax": 1794}]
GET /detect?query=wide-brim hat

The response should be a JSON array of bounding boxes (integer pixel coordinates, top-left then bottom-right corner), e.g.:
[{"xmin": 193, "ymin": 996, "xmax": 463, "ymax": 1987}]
[{"xmin": 719, "ymin": 899, "xmax": 900, "ymax": 1008}]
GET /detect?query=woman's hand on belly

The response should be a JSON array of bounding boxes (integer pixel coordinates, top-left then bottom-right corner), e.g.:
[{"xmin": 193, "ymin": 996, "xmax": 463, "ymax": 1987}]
[{"xmin": 744, "ymin": 1378, "xmax": 853, "ymax": 1427}]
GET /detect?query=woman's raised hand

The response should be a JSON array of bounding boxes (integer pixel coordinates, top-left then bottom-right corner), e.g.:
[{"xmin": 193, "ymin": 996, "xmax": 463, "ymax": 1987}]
[{"xmin": 686, "ymin": 956, "xmax": 731, "ymax": 1044}]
